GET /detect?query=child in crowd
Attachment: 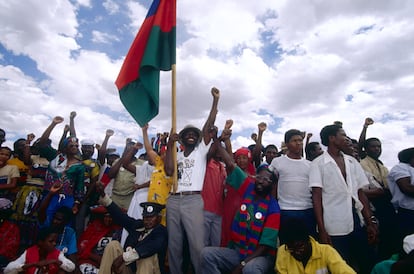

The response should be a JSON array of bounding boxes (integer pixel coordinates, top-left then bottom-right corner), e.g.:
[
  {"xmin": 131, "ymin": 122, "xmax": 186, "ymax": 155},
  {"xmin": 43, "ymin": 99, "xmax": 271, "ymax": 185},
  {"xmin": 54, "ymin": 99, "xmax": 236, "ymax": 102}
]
[{"xmin": 4, "ymin": 226, "xmax": 75, "ymax": 274}]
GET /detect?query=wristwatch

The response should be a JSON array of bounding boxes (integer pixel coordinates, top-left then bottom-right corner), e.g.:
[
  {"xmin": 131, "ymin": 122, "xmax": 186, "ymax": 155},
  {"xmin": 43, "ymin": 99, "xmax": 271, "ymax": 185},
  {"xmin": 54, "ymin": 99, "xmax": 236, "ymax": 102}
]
[{"xmin": 240, "ymin": 260, "xmax": 246, "ymax": 267}]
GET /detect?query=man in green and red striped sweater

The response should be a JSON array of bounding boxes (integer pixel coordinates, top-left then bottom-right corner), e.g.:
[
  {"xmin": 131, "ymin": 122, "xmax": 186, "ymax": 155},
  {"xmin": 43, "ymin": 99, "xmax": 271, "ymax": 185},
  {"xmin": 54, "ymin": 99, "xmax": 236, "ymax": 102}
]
[{"xmin": 201, "ymin": 146, "xmax": 280, "ymax": 274}]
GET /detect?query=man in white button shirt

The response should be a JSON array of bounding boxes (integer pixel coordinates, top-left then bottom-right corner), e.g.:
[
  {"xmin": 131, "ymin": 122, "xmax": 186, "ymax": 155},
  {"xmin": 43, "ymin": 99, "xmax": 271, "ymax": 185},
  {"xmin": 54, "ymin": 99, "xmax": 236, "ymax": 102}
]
[{"xmin": 309, "ymin": 124, "xmax": 378, "ymax": 273}]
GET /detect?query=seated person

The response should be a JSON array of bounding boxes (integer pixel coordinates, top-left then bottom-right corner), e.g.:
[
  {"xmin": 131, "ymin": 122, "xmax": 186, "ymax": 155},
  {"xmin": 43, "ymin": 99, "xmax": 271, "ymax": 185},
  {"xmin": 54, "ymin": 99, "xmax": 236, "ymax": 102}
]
[
  {"xmin": 97, "ymin": 189, "xmax": 168, "ymax": 274},
  {"xmin": 0, "ymin": 203, "xmax": 20, "ymax": 269},
  {"xmin": 77, "ymin": 206, "xmax": 121, "ymax": 274},
  {"xmin": 4, "ymin": 226, "xmax": 75, "ymax": 274},
  {"xmin": 201, "ymin": 157, "xmax": 280, "ymax": 274},
  {"xmin": 0, "ymin": 146, "xmax": 19, "ymax": 203},
  {"xmin": 372, "ymin": 234, "xmax": 414, "ymax": 274},
  {"xmin": 275, "ymin": 218, "xmax": 355, "ymax": 274}
]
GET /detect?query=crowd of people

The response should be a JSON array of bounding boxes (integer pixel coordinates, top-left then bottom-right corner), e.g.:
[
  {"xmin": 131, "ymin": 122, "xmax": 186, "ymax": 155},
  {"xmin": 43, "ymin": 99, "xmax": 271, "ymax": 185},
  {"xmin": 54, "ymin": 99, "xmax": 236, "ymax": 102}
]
[{"xmin": 0, "ymin": 87, "xmax": 414, "ymax": 274}]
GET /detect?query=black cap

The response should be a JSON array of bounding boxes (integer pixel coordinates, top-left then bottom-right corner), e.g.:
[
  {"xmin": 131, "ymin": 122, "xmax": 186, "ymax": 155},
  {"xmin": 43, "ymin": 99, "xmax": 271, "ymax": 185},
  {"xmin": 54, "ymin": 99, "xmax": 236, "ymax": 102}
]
[{"xmin": 140, "ymin": 202, "xmax": 165, "ymax": 217}]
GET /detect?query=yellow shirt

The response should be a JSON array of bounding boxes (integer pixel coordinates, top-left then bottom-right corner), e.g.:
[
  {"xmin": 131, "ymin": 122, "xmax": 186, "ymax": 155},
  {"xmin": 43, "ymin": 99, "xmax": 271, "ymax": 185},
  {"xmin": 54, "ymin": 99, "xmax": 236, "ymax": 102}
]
[
  {"xmin": 275, "ymin": 237, "xmax": 356, "ymax": 274},
  {"xmin": 147, "ymin": 155, "xmax": 172, "ymax": 226}
]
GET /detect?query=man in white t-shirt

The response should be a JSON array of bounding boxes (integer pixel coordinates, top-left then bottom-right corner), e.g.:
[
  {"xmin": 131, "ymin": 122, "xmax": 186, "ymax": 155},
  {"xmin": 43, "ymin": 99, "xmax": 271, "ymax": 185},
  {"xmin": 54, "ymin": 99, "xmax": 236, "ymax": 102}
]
[
  {"xmin": 165, "ymin": 87, "xmax": 220, "ymax": 274},
  {"xmin": 309, "ymin": 124, "xmax": 378, "ymax": 273},
  {"xmin": 269, "ymin": 129, "xmax": 315, "ymax": 243}
]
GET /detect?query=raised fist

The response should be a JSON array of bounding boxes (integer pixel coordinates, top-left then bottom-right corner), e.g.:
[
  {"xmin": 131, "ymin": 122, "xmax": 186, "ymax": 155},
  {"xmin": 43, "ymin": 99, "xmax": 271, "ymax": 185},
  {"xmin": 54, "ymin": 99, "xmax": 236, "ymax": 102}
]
[
  {"xmin": 258, "ymin": 122, "xmax": 267, "ymax": 132},
  {"xmin": 53, "ymin": 116, "xmax": 64, "ymax": 124},
  {"xmin": 225, "ymin": 119, "xmax": 233, "ymax": 130},
  {"xmin": 365, "ymin": 117, "xmax": 374, "ymax": 126},
  {"xmin": 211, "ymin": 87, "xmax": 220, "ymax": 98}
]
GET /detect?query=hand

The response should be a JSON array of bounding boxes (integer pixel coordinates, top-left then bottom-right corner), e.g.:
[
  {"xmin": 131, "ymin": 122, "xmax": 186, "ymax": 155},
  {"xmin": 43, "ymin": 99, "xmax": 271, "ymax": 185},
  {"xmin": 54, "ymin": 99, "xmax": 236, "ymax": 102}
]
[
  {"xmin": 211, "ymin": 87, "xmax": 220, "ymax": 99},
  {"xmin": 27, "ymin": 133, "xmax": 35, "ymax": 143},
  {"xmin": 307, "ymin": 133, "xmax": 313, "ymax": 139},
  {"xmin": 367, "ymin": 223, "xmax": 379, "ymax": 245},
  {"xmin": 96, "ymin": 182, "xmax": 105, "ymax": 196},
  {"xmin": 365, "ymin": 117, "xmax": 374, "ymax": 126},
  {"xmin": 224, "ymin": 119, "xmax": 233, "ymax": 130},
  {"xmin": 220, "ymin": 129, "xmax": 232, "ymax": 141},
  {"xmin": 169, "ymin": 132, "xmax": 179, "ymax": 143},
  {"xmin": 95, "ymin": 144, "xmax": 101, "ymax": 150},
  {"xmin": 141, "ymin": 124, "xmax": 149, "ymax": 131},
  {"xmin": 134, "ymin": 142, "xmax": 143, "ymax": 150},
  {"xmin": 111, "ymin": 255, "xmax": 124, "ymax": 274},
  {"xmin": 126, "ymin": 138, "xmax": 132, "ymax": 145},
  {"xmin": 50, "ymin": 183, "xmax": 63, "ymax": 194},
  {"xmin": 301, "ymin": 131, "xmax": 306, "ymax": 138},
  {"xmin": 70, "ymin": 111, "xmax": 77, "ymax": 119},
  {"xmin": 318, "ymin": 230, "xmax": 332, "ymax": 245},
  {"xmin": 53, "ymin": 116, "xmax": 64, "ymax": 125},
  {"xmin": 251, "ymin": 133, "xmax": 257, "ymax": 142},
  {"xmin": 106, "ymin": 129, "xmax": 114, "ymax": 137},
  {"xmin": 258, "ymin": 122, "xmax": 267, "ymax": 133},
  {"xmin": 72, "ymin": 203, "xmax": 79, "ymax": 215},
  {"xmin": 209, "ymin": 126, "xmax": 218, "ymax": 140}
]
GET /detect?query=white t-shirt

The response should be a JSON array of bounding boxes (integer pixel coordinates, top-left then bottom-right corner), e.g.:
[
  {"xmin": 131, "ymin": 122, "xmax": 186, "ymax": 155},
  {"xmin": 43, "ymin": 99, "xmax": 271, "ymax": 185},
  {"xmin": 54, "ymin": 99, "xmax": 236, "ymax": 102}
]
[
  {"xmin": 388, "ymin": 162, "xmax": 414, "ymax": 210},
  {"xmin": 176, "ymin": 140, "xmax": 212, "ymax": 192},
  {"xmin": 269, "ymin": 155, "xmax": 312, "ymax": 210},
  {"xmin": 309, "ymin": 152, "xmax": 368, "ymax": 236}
]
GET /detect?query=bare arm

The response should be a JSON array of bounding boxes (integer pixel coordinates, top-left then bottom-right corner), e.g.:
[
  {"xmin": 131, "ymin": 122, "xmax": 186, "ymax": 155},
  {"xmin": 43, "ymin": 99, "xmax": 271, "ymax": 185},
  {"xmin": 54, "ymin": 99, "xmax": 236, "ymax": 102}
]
[
  {"xmin": 121, "ymin": 142, "xmax": 143, "ymax": 174},
  {"xmin": 142, "ymin": 124, "xmax": 158, "ymax": 165},
  {"xmin": 201, "ymin": 87, "xmax": 220, "ymax": 145},
  {"xmin": 39, "ymin": 116, "xmax": 64, "ymax": 146},
  {"xmin": 58, "ymin": 125, "xmax": 70, "ymax": 152},
  {"xmin": 358, "ymin": 188, "xmax": 379, "ymax": 244},
  {"xmin": 396, "ymin": 177, "xmax": 414, "ymax": 197},
  {"xmin": 312, "ymin": 187, "xmax": 331, "ymax": 245},
  {"xmin": 223, "ymin": 119, "xmax": 233, "ymax": 156},
  {"xmin": 252, "ymin": 122, "xmax": 266, "ymax": 168},
  {"xmin": 69, "ymin": 111, "xmax": 77, "ymax": 137},
  {"xmin": 23, "ymin": 133, "xmax": 35, "ymax": 165},
  {"xmin": 358, "ymin": 118, "xmax": 373, "ymax": 155},
  {"xmin": 98, "ymin": 129, "xmax": 114, "ymax": 166},
  {"xmin": 0, "ymin": 177, "xmax": 17, "ymax": 191},
  {"xmin": 164, "ymin": 131, "xmax": 178, "ymax": 176}
]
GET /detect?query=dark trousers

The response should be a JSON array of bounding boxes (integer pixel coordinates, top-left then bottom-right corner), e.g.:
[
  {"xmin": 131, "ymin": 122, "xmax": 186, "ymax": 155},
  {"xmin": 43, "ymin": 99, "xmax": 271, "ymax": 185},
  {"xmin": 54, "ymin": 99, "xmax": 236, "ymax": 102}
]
[{"xmin": 331, "ymin": 211, "xmax": 377, "ymax": 274}]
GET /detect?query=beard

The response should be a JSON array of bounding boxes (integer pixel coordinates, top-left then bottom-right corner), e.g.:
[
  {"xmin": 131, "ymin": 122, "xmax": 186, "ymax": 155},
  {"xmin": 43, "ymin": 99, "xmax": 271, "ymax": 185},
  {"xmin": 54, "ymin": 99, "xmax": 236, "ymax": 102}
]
[{"xmin": 254, "ymin": 183, "xmax": 272, "ymax": 196}]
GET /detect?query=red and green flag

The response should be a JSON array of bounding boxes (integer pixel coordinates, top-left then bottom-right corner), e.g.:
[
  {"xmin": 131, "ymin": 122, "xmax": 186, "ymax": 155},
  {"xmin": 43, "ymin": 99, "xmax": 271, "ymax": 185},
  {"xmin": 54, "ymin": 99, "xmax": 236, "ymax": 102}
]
[{"xmin": 116, "ymin": 0, "xmax": 176, "ymax": 126}]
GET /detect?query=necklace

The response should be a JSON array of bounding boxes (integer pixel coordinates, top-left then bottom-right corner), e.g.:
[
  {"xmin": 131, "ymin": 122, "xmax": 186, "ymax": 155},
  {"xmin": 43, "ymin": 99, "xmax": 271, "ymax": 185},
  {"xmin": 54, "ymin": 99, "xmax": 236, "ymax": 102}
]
[{"xmin": 59, "ymin": 226, "xmax": 68, "ymax": 254}]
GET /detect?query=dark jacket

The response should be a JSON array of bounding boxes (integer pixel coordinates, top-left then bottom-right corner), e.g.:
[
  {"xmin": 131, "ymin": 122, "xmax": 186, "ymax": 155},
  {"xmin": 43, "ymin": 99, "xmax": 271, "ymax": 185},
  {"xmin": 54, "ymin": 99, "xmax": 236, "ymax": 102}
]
[{"xmin": 106, "ymin": 202, "xmax": 168, "ymax": 274}]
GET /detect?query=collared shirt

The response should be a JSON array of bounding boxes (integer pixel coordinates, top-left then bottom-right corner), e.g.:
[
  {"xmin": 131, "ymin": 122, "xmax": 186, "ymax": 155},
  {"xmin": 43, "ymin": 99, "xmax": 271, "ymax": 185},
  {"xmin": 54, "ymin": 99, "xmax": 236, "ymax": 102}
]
[
  {"xmin": 275, "ymin": 237, "xmax": 356, "ymax": 274},
  {"xmin": 309, "ymin": 152, "xmax": 368, "ymax": 236},
  {"xmin": 360, "ymin": 156, "xmax": 389, "ymax": 188}
]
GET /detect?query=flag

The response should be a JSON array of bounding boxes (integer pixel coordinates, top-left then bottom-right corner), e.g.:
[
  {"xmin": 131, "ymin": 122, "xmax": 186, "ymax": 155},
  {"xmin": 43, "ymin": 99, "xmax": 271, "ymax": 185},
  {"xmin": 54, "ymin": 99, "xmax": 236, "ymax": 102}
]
[{"xmin": 116, "ymin": 0, "xmax": 176, "ymax": 126}]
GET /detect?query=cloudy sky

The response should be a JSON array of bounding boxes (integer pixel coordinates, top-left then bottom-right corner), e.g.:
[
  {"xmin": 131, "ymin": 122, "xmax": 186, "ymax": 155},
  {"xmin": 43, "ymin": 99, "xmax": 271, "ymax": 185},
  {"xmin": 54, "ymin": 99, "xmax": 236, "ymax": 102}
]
[{"xmin": 1, "ymin": 0, "xmax": 413, "ymax": 168}]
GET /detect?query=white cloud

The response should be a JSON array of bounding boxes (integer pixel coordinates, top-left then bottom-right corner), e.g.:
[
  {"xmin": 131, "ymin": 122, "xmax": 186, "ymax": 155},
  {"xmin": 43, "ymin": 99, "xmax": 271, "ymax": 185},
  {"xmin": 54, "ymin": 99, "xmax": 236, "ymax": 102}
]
[
  {"xmin": 1, "ymin": 0, "xmax": 414, "ymax": 168},
  {"xmin": 103, "ymin": 0, "xmax": 120, "ymax": 15},
  {"xmin": 91, "ymin": 30, "xmax": 120, "ymax": 44}
]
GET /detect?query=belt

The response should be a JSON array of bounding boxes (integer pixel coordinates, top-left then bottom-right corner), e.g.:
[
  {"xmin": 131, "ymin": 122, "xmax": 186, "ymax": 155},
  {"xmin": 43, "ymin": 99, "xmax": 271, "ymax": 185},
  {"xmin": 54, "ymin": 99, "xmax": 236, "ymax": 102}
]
[{"xmin": 170, "ymin": 191, "xmax": 201, "ymax": 196}]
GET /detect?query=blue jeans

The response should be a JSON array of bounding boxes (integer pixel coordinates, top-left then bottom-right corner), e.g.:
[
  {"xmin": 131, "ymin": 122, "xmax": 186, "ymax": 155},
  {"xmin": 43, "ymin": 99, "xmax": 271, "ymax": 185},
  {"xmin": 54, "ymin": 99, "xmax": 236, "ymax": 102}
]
[
  {"xmin": 203, "ymin": 211, "xmax": 222, "ymax": 247},
  {"xmin": 167, "ymin": 194, "xmax": 205, "ymax": 274},
  {"xmin": 201, "ymin": 246, "xmax": 273, "ymax": 274}
]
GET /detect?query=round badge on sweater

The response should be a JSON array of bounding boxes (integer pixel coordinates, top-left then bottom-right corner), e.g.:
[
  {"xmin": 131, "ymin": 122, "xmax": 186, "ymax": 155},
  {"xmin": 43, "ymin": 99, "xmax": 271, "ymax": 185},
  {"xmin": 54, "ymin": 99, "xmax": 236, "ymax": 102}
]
[
  {"xmin": 255, "ymin": 212, "xmax": 263, "ymax": 220},
  {"xmin": 240, "ymin": 204, "xmax": 247, "ymax": 211}
]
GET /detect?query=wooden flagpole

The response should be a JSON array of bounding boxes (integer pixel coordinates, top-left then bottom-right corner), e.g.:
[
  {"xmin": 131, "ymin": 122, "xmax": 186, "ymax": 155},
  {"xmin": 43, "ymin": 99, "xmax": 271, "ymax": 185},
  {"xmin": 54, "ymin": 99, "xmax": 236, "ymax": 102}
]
[{"xmin": 171, "ymin": 64, "xmax": 178, "ymax": 193}]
